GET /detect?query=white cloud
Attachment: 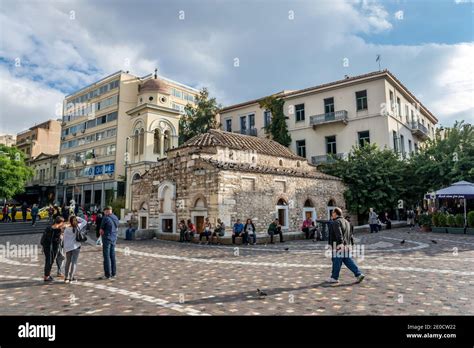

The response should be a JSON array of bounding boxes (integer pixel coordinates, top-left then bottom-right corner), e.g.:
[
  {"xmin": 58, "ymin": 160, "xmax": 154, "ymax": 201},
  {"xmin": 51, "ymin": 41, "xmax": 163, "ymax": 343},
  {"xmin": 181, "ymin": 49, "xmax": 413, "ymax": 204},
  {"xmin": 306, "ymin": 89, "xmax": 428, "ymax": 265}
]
[
  {"xmin": 0, "ymin": 0, "xmax": 471, "ymax": 135},
  {"xmin": 0, "ymin": 67, "xmax": 64, "ymax": 134}
]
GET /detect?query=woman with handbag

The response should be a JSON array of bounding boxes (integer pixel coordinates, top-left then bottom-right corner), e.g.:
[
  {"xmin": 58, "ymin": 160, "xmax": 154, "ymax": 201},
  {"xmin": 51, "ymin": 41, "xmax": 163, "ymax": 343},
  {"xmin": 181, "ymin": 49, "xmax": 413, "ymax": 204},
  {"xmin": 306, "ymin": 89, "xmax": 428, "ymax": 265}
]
[{"xmin": 63, "ymin": 215, "xmax": 87, "ymax": 283}]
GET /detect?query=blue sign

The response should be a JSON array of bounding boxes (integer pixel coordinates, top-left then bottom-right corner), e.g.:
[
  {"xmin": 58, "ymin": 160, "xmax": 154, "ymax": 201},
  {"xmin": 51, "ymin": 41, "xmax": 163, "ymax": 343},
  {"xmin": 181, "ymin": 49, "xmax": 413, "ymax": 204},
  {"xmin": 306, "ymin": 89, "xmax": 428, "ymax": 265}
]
[
  {"xmin": 84, "ymin": 167, "xmax": 94, "ymax": 176},
  {"xmin": 104, "ymin": 163, "xmax": 115, "ymax": 174},
  {"xmin": 94, "ymin": 165, "xmax": 103, "ymax": 175}
]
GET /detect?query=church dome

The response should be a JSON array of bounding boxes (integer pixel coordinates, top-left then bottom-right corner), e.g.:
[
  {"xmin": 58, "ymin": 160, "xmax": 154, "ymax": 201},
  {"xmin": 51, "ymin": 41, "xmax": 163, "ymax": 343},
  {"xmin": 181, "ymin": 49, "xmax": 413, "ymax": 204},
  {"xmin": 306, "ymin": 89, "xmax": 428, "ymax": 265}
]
[{"xmin": 139, "ymin": 78, "xmax": 170, "ymax": 95}]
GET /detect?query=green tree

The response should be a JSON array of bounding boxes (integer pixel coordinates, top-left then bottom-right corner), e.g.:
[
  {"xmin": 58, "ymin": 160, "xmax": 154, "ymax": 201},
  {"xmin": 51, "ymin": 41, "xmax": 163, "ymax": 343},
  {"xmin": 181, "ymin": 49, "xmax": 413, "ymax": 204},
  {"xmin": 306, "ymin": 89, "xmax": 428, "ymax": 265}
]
[
  {"xmin": 179, "ymin": 88, "xmax": 221, "ymax": 144},
  {"xmin": 319, "ymin": 144, "xmax": 408, "ymax": 223},
  {"xmin": 258, "ymin": 95, "xmax": 291, "ymax": 147},
  {"xmin": 408, "ymin": 121, "xmax": 474, "ymax": 197},
  {"xmin": 0, "ymin": 145, "xmax": 33, "ymax": 200}
]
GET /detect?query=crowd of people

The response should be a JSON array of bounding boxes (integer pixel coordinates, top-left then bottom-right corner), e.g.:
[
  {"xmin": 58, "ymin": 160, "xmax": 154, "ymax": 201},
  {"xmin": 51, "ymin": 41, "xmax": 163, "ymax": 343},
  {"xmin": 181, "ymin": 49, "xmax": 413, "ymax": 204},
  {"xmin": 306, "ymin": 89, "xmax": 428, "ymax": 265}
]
[
  {"xmin": 175, "ymin": 217, "xmax": 286, "ymax": 245},
  {"xmin": 1, "ymin": 202, "xmax": 40, "ymax": 225},
  {"xmin": 34, "ymin": 201, "xmax": 431, "ymax": 286}
]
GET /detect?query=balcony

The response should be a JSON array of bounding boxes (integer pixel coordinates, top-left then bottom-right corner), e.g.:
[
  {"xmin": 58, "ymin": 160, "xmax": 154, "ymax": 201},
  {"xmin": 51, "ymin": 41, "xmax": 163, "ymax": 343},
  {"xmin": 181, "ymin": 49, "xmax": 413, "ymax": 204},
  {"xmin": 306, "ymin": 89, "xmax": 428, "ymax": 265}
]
[
  {"xmin": 410, "ymin": 121, "xmax": 430, "ymax": 140},
  {"xmin": 310, "ymin": 110, "xmax": 348, "ymax": 128},
  {"xmin": 234, "ymin": 128, "xmax": 258, "ymax": 137},
  {"xmin": 311, "ymin": 153, "xmax": 345, "ymax": 165}
]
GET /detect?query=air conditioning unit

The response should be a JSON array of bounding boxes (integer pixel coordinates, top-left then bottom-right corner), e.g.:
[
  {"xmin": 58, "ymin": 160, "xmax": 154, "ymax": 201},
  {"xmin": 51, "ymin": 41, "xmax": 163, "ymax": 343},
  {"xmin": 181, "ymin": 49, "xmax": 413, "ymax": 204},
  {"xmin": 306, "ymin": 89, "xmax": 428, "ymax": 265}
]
[
  {"xmin": 72, "ymin": 132, "xmax": 77, "ymax": 136},
  {"xmin": 81, "ymin": 129, "xmax": 86, "ymax": 133},
  {"xmin": 61, "ymin": 136, "xmax": 65, "ymax": 141}
]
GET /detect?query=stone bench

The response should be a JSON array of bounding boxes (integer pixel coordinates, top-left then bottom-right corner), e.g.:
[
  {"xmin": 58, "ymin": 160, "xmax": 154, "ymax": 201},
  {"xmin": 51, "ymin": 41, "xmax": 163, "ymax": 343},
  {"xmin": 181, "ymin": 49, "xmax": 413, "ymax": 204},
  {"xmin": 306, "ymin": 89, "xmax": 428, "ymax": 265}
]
[{"xmin": 190, "ymin": 231, "xmax": 306, "ymax": 245}]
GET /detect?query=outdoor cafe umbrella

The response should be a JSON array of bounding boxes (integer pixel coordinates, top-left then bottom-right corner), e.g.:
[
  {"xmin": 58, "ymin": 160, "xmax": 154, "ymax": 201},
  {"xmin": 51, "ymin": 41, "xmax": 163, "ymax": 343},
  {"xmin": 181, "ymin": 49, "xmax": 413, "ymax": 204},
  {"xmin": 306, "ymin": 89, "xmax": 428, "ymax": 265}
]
[{"xmin": 426, "ymin": 181, "xmax": 474, "ymax": 225}]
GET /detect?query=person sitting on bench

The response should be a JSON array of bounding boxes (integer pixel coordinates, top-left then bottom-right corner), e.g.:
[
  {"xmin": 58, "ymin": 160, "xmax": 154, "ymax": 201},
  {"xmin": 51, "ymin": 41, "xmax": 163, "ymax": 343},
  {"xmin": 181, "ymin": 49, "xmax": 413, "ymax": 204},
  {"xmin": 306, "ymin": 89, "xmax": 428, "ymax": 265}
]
[{"xmin": 267, "ymin": 218, "xmax": 284, "ymax": 243}]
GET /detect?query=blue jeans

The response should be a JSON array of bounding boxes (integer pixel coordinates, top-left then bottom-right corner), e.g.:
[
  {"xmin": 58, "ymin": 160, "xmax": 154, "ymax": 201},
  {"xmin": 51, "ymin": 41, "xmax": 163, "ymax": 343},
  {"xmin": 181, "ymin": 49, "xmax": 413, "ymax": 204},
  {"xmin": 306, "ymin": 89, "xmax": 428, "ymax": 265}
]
[
  {"xmin": 102, "ymin": 239, "xmax": 116, "ymax": 278},
  {"xmin": 331, "ymin": 254, "xmax": 362, "ymax": 280}
]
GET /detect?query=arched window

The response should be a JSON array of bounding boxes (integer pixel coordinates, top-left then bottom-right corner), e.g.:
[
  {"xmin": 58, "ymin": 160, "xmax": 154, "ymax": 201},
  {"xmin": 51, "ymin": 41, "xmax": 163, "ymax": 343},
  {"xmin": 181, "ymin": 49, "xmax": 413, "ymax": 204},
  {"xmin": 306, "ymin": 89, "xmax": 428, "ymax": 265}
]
[
  {"xmin": 132, "ymin": 173, "xmax": 141, "ymax": 181},
  {"xmin": 297, "ymin": 161, "xmax": 301, "ymax": 167},
  {"xmin": 252, "ymin": 156, "xmax": 256, "ymax": 164},
  {"xmin": 163, "ymin": 130, "xmax": 171, "ymax": 152},
  {"xmin": 153, "ymin": 129, "xmax": 161, "ymax": 154},
  {"xmin": 304, "ymin": 199, "xmax": 314, "ymax": 207},
  {"xmin": 279, "ymin": 159, "xmax": 283, "ymax": 166},
  {"xmin": 139, "ymin": 128, "xmax": 145, "ymax": 155},
  {"xmin": 133, "ymin": 129, "xmax": 139, "ymax": 155},
  {"xmin": 277, "ymin": 198, "xmax": 287, "ymax": 206},
  {"xmin": 328, "ymin": 199, "xmax": 336, "ymax": 206}
]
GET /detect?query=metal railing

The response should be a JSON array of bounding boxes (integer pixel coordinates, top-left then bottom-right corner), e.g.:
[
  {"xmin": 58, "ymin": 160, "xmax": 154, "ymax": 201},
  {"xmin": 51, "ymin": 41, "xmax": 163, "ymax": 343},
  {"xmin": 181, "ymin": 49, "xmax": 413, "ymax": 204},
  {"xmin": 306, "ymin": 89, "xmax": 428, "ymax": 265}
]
[
  {"xmin": 311, "ymin": 153, "xmax": 344, "ymax": 165},
  {"xmin": 234, "ymin": 128, "xmax": 258, "ymax": 136},
  {"xmin": 310, "ymin": 110, "xmax": 348, "ymax": 126},
  {"xmin": 411, "ymin": 121, "xmax": 429, "ymax": 137}
]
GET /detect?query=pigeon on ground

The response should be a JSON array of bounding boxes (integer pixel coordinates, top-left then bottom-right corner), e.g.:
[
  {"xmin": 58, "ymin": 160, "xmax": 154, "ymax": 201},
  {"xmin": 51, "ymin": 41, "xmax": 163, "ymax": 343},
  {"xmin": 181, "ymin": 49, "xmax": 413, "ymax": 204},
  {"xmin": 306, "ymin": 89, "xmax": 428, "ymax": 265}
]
[
  {"xmin": 284, "ymin": 247, "xmax": 289, "ymax": 251},
  {"xmin": 257, "ymin": 289, "xmax": 267, "ymax": 297},
  {"xmin": 431, "ymin": 240, "xmax": 437, "ymax": 244},
  {"xmin": 400, "ymin": 240, "xmax": 405, "ymax": 244}
]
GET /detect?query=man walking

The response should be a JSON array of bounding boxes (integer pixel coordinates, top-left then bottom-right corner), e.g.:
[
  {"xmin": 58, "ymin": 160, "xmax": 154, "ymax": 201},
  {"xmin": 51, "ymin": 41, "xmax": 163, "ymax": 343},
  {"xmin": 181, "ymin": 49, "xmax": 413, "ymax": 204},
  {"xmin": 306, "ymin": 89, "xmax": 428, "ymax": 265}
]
[
  {"xmin": 326, "ymin": 207, "xmax": 365, "ymax": 284},
  {"xmin": 31, "ymin": 204, "xmax": 39, "ymax": 226},
  {"xmin": 21, "ymin": 202, "xmax": 28, "ymax": 222},
  {"xmin": 99, "ymin": 206, "xmax": 119, "ymax": 280},
  {"xmin": 10, "ymin": 205, "xmax": 17, "ymax": 223},
  {"xmin": 2, "ymin": 204, "xmax": 9, "ymax": 223},
  {"xmin": 368, "ymin": 208, "xmax": 378, "ymax": 233}
]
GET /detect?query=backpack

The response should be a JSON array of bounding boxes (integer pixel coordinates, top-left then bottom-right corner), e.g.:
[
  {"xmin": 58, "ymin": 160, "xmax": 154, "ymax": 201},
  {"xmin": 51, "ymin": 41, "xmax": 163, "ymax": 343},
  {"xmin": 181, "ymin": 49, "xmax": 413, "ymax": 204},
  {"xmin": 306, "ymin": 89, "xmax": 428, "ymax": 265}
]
[
  {"xmin": 40, "ymin": 226, "xmax": 53, "ymax": 248},
  {"xmin": 75, "ymin": 226, "xmax": 87, "ymax": 242}
]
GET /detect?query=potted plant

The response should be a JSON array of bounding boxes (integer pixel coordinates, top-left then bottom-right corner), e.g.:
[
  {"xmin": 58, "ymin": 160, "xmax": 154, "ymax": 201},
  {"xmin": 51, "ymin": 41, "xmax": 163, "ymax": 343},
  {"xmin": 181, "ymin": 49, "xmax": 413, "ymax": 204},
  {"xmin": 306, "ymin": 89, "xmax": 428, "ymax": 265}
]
[
  {"xmin": 418, "ymin": 214, "xmax": 432, "ymax": 232},
  {"xmin": 467, "ymin": 211, "xmax": 474, "ymax": 235},
  {"xmin": 448, "ymin": 213, "xmax": 465, "ymax": 234},
  {"xmin": 434, "ymin": 213, "xmax": 448, "ymax": 233},
  {"xmin": 446, "ymin": 214, "xmax": 461, "ymax": 234},
  {"xmin": 431, "ymin": 212, "xmax": 447, "ymax": 233}
]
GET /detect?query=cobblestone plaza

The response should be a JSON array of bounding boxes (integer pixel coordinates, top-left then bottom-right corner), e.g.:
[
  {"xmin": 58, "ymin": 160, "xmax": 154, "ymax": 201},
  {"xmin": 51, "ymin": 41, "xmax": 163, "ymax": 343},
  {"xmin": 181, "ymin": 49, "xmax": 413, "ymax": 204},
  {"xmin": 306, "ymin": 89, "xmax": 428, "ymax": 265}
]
[{"xmin": 1, "ymin": 224, "xmax": 472, "ymax": 316}]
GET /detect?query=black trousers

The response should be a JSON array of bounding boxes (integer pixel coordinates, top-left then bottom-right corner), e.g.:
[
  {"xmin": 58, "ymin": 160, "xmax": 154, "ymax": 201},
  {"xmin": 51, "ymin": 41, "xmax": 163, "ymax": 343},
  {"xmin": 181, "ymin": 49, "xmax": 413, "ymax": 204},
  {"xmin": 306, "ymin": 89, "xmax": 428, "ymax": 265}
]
[
  {"xmin": 179, "ymin": 229, "xmax": 186, "ymax": 242},
  {"xmin": 302, "ymin": 227, "xmax": 310, "ymax": 239},
  {"xmin": 269, "ymin": 230, "xmax": 284, "ymax": 243},
  {"xmin": 232, "ymin": 232, "xmax": 243, "ymax": 244},
  {"xmin": 199, "ymin": 232, "xmax": 210, "ymax": 241},
  {"xmin": 43, "ymin": 246, "xmax": 53, "ymax": 277}
]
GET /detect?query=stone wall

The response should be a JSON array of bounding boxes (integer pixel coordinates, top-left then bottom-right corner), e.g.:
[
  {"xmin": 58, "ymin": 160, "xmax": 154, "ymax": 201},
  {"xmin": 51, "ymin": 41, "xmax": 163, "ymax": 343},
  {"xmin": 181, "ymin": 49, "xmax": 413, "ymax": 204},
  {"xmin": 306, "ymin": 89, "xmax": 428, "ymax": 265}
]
[{"xmin": 217, "ymin": 170, "xmax": 346, "ymax": 233}]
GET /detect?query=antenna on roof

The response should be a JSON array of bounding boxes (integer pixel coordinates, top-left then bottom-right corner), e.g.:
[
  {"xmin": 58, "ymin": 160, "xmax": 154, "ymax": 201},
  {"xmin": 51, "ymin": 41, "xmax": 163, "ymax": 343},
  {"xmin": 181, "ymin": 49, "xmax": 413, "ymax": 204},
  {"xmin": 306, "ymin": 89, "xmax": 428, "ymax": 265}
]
[
  {"xmin": 376, "ymin": 54, "xmax": 381, "ymax": 71},
  {"xmin": 154, "ymin": 68, "xmax": 158, "ymax": 79}
]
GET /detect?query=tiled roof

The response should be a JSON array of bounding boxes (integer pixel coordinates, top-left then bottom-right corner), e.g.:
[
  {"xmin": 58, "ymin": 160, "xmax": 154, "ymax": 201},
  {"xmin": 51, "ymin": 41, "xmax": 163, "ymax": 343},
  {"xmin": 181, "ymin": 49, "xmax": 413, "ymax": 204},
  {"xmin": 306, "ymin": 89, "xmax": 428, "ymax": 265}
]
[
  {"xmin": 219, "ymin": 90, "xmax": 290, "ymax": 113},
  {"xmin": 203, "ymin": 158, "xmax": 340, "ymax": 180},
  {"xmin": 177, "ymin": 129, "xmax": 303, "ymax": 159},
  {"xmin": 220, "ymin": 70, "xmax": 437, "ymax": 123}
]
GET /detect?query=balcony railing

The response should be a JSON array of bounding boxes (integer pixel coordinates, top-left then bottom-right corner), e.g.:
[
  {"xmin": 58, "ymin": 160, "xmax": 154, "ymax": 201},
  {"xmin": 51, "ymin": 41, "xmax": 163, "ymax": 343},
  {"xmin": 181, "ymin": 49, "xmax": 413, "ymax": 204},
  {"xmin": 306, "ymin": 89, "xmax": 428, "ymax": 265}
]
[
  {"xmin": 310, "ymin": 110, "xmax": 348, "ymax": 127},
  {"xmin": 234, "ymin": 128, "xmax": 258, "ymax": 136},
  {"xmin": 311, "ymin": 153, "xmax": 345, "ymax": 165},
  {"xmin": 411, "ymin": 121, "xmax": 429, "ymax": 139}
]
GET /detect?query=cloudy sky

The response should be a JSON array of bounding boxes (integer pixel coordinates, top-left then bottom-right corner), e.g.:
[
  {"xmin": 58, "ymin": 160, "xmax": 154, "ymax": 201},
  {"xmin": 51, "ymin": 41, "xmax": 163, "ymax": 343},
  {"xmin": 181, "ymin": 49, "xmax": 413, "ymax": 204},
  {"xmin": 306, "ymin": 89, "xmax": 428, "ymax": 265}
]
[{"xmin": 0, "ymin": 0, "xmax": 472, "ymax": 134}]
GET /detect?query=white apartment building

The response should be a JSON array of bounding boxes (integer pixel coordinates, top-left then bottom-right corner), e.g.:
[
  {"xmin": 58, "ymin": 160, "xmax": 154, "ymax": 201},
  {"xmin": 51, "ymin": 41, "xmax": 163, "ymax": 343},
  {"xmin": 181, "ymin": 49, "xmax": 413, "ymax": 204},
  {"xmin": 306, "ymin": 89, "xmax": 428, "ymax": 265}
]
[
  {"xmin": 0, "ymin": 134, "xmax": 16, "ymax": 147},
  {"xmin": 58, "ymin": 70, "xmax": 198, "ymax": 209},
  {"xmin": 219, "ymin": 70, "xmax": 438, "ymax": 165}
]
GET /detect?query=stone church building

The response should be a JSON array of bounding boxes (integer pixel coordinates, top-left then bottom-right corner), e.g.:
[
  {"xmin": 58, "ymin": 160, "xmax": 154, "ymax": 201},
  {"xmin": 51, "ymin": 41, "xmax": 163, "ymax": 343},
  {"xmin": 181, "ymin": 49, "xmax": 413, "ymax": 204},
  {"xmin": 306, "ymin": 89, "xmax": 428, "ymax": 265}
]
[
  {"xmin": 130, "ymin": 129, "xmax": 346, "ymax": 236},
  {"xmin": 132, "ymin": 130, "xmax": 345, "ymax": 234}
]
